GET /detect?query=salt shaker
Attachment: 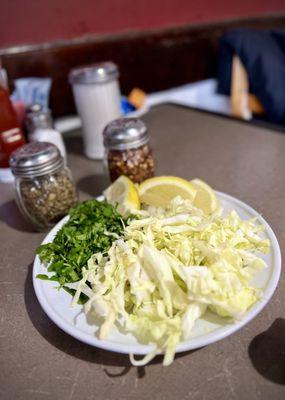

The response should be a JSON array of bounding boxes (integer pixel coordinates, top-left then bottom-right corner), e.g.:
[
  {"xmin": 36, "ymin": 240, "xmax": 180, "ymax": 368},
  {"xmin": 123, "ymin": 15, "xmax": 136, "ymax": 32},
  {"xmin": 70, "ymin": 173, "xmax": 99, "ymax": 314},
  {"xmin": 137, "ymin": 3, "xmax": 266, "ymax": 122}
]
[
  {"xmin": 103, "ymin": 118, "xmax": 155, "ymax": 183},
  {"xmin": 26, "ymin": 104, "xmax": 67, "ymax": 159},
  {"xmin": 69, "ymin": 62, "xmax": 121, "ymax": 160}
]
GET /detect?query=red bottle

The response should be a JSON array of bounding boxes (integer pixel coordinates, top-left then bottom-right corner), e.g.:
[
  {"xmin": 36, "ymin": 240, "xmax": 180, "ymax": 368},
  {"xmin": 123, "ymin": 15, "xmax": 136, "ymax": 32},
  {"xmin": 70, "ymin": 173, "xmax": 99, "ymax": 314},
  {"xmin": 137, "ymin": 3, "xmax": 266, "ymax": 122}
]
[{"xmin": 0, "ymin": 72, "xmax": 26, "ymax": 168}]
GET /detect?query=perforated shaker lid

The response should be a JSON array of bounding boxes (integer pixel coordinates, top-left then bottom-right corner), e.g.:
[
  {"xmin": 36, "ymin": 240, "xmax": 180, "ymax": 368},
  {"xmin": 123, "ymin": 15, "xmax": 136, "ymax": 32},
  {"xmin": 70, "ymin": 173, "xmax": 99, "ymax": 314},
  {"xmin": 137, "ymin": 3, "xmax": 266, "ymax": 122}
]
[
  {"xmin": 103, "ymin": 118, "xmax": 149, "ymax": 150},
  {"xmin": 9, "ymin": 142, "xmax": 63, "ymax": 177},
  {"xmin": 69, "ymin": 62, "xmax": 119, "ymax": 85}
]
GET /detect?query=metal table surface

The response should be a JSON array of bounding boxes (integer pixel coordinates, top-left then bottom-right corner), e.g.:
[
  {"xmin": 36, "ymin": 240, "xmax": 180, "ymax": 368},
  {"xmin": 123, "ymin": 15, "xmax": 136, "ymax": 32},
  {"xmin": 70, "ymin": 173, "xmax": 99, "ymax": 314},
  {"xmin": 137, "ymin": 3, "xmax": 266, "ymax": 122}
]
[{"xmin": 1, "ymin": 104, "xmax": 284, "ymax": 400}]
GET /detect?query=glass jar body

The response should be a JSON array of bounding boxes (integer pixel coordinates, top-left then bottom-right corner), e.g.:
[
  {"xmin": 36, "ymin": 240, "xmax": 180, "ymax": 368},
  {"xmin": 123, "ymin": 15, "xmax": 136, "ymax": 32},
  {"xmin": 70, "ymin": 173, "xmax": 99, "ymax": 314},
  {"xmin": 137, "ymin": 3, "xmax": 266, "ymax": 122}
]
[
  {"xmin": 106, "ymin": 143, "xmax": 155, "ymax": 183},
  {"xmin": 14, "ymin": 165, "xmax": 78, "ymax": 231},
  {"xmin": 71, "ymin": 79, "xmax": 121, "ymax": 159}
]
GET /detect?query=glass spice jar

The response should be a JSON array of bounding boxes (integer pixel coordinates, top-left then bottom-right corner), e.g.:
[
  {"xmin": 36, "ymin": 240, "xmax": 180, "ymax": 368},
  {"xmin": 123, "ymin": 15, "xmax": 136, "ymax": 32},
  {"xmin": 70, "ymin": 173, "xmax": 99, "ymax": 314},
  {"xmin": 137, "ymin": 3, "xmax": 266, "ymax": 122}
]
[
  {"xmin": 9, "ymin": 142, "xmax": 78, "ymax": 231},
  {"xmin": 69, "ymin": 62, "xmax": 121, "ymax": 159},
  {"xmin": 103, "ymin": 118, "xmax": 155, "ymax": 183}
]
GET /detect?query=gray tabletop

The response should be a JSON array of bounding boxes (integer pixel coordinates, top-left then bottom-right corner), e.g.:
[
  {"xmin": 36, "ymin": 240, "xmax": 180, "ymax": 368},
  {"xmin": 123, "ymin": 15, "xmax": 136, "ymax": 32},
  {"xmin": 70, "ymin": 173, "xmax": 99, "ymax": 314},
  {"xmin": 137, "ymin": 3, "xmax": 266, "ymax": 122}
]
[{"xmin": 1, "ymin": 104, "xmax": 284, "ymax": 400}]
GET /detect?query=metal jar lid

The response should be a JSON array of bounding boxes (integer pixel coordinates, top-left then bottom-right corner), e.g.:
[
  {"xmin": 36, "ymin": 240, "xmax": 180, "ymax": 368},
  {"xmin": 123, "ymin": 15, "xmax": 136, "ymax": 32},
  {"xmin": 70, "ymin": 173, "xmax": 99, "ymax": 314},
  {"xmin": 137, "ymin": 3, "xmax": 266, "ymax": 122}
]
[
  {"xmin": 9, "ymin": 142, "xmax": 64, "ymax": 178},
  {"xmin": 103, "ymin": 118, "xmax": 149, "ymax": 151},
  {"xmin": 26, "ymin": 108, "xmax": 53, "ymax": 133},
  {"xmin": 69, "ymin": 62, "xmax": 119, "ymax": 85},
  {"xmin": 26, "ymin": 103, "xmax": 43, "ymax": 114}
]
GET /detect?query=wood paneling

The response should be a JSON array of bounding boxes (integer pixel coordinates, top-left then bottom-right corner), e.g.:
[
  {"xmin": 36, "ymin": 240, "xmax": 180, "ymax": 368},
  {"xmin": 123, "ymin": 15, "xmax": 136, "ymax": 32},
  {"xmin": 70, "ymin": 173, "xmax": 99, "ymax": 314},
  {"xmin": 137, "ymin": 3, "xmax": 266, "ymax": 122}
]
[{"xmin": 1, "ymin": 14, "xmax": 284, "ymax": 117}]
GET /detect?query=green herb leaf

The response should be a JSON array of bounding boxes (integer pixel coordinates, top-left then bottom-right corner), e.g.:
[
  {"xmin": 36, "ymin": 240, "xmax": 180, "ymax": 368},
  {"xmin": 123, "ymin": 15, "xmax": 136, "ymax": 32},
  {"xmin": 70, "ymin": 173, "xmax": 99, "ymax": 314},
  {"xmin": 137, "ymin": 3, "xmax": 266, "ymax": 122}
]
[
  {"xmin": 36, "ymin": 199, "xmax": 126, "ymax": 290},
  {"xmin": 36, "ymin": 274, "xmax": 50, "ymax": 280}
]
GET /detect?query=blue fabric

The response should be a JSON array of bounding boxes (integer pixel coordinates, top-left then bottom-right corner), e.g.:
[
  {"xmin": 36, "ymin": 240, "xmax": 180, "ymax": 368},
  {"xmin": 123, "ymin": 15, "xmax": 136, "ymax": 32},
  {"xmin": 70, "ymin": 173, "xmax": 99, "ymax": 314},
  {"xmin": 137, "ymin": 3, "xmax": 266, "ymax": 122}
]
[{"xmin": 217, "ymin": 29, "xmax": 285, "ymax": 124}]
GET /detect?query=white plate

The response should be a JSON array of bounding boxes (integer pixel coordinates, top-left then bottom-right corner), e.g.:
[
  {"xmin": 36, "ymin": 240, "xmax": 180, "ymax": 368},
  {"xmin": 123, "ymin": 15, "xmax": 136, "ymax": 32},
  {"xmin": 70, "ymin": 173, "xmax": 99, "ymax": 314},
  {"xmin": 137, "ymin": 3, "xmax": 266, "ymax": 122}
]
[{"xmin": 33, "ymin": 192, "xmax": 281, "ymax": 355}]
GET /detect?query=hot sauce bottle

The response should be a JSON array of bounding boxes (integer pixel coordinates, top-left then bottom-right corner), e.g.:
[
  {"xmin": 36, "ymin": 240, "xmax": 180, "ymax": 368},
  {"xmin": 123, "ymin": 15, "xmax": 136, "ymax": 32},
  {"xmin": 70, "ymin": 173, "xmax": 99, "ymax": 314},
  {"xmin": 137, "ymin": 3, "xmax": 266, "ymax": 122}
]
[{"xmin": 0, "ymin": 69, "xmax": 26, "ymax": 168}]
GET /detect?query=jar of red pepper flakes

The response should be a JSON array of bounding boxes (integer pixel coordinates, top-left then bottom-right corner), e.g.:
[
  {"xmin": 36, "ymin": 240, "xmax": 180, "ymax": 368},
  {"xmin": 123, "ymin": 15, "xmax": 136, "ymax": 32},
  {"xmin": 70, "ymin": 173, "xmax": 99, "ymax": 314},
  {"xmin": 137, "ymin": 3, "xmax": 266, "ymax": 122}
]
[{"xmin": 103, "ymin": 118, "xmax": 155, "ymax": 183}]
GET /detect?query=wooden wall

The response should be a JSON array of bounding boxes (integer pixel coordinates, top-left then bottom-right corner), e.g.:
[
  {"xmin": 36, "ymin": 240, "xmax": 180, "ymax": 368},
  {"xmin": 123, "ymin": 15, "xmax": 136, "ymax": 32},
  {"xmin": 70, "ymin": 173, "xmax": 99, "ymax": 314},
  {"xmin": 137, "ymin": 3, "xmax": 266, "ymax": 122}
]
[{"xmin": 1, "ymin": 14, "xmax": 285, "ymax": 117}]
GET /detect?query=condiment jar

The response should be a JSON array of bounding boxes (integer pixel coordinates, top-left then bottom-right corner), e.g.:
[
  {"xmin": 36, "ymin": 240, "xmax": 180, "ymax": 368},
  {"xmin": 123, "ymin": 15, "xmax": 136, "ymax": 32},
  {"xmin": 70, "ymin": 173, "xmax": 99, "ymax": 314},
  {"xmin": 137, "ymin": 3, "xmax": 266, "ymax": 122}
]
[
  {"xmin": 9, "ymin": 142, "xmax": 78, "ymax": 231},
  {"xmin": 0, "ymin": 68, "xmax": 26, "ymax": 172},
  {"xmin": 69, "ymin": 62, "xmax": 121, "ymax": 160},
  {"xmin": 25, "ymin": 104, "xmax": 67, "ymax": 159},
  {"xmin": 103, "ymin": 118, "xmax": 155, "ymax": 183}
]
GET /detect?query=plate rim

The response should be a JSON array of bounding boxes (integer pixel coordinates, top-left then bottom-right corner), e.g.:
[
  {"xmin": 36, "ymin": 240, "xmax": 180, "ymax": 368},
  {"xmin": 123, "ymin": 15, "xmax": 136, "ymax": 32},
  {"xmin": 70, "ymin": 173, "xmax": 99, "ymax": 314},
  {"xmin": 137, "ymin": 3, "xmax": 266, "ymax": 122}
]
[{"xmin": 33, "ymin": 191, "xmax": 282, "ymax": 355}]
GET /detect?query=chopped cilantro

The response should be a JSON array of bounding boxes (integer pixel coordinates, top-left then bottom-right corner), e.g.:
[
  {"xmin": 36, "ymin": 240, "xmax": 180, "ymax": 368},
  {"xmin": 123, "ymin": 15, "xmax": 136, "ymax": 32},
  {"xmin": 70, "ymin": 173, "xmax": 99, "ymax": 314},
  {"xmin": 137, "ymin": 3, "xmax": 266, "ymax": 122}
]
[{"xmin": 36, "ymin": 199, "xmax": 125, "ymax": 288}]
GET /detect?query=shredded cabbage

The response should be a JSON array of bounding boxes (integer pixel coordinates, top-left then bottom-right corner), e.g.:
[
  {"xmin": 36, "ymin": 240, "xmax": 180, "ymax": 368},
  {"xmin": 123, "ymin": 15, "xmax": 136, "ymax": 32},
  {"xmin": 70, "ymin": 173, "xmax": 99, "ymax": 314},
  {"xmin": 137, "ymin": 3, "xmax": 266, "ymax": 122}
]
[{"xmin": 73, "ymin": 196, "xmax": 270, "ymax": 366}]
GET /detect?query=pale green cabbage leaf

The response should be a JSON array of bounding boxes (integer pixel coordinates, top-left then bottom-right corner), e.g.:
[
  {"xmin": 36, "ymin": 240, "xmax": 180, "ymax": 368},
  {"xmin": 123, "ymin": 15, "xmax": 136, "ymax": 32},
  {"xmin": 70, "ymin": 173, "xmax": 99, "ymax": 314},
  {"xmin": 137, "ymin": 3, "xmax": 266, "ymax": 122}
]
[{"xmin": 72, "ymin": 197, "xmax": 270, "ymax": 366}]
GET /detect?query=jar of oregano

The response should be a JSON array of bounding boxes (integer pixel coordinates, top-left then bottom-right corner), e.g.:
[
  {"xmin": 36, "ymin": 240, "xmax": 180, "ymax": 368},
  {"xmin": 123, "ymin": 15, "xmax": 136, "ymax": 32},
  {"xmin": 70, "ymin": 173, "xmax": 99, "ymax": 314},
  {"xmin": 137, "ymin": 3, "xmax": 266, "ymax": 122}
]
[{"xmin": 9, "ymin": 142, "xmax": 78, "ymax": 231}]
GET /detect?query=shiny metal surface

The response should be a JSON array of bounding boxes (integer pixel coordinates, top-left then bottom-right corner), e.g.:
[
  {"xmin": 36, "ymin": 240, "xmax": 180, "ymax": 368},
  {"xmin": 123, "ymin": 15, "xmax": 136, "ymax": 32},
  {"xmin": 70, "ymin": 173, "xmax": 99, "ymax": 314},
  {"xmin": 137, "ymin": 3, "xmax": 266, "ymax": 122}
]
[
  {"xmin": 103, "ymin": 118, "xmax": 149, "ymax": 150},
  {"xmin": 26, "ymin": 108, "xmax": 53, "ymax": 133},
  {"xmin": 9, "ymin": 142, "xmax": 63, "ymax": 177},
  {"xmin": 69, "ymin": 62, "xmax": 119, "ymax": 85}
]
